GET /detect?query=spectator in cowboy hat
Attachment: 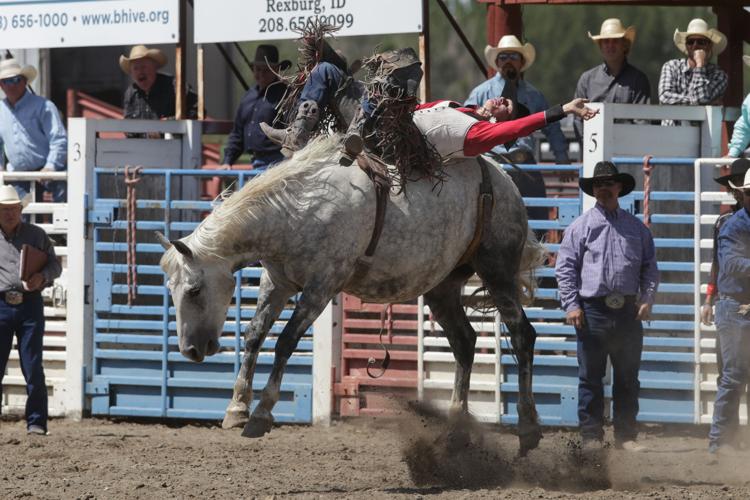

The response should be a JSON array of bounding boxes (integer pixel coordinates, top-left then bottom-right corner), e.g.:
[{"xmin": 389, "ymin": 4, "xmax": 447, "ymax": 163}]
[
  {"xmin": 0, "ymin": 184, "xmax": 62, "ymax": 436},
  {"xmin": 222, "ymin": 45, "xmax": 291, "ymax": 170},
  {"xmin": 555, "ymin": 161, "xmax": 658, "ymax": 452},
  {"xmin": 659, "ymin": 19, "xmax": 728, "ymax": 125},
  {"xmin": 726, "ymin": 55, "xmax": 750, "ymax": 158},
  {"xmin": 465, "ymin": 35, "xmax": 568, "ymax": 234},
  {"xmin": 574, "ymin": 18, "xmax": 651, "ymax": 140},
  {"xmin": 708, "ymin": 167, "xmax": 750, "ymax": 454},
  {"xmin": 121, "ymin": 44, "xmax": 198, "ymax": 121},
  {"xmin": 0, "ymin": 57, "xmax": 67, "ymax": 202}
]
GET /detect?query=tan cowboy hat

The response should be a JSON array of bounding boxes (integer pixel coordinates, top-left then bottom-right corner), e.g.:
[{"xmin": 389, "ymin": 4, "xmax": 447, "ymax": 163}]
[
  {"xmin": 728, "ymin": 169, "xmax": 750, "ymax": 190},
  {"xmin": 119, "ymin": 45, "xmax": 168, "ymax": 74},
  {"xmin": 588, "ymin": 18, "xmax": 636, "ymax": 45},
  {"xmin": 0, "ymin": 184, "xmax": 31, "ymax": 208},
  {"xmin": 674, "ymin": 18, "xmax": 727, "ymax": 56},
  {"xmin": 743, "ymin": 55, "xmax": 750, "ymax": 67},
  {"xmin": 0, "ymin": 58, "xmax": 36, "ymax": 83},
  {"xmin": 484, "ymin": 35, "xmax": 535, "ymax": 73}
]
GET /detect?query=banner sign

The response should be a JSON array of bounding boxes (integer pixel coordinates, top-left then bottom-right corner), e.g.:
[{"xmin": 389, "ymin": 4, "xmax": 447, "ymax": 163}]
[
  {"xmin": 0, "ymin": 0, "xmax": 179, "ymax": 49},
  {"xmin": 194, "ymin": 0, "xmax": 423, "ymax": 43}
]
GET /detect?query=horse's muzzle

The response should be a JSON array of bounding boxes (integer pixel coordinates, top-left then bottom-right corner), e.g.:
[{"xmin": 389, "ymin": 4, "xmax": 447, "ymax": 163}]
[{"xmin": 181, "ymin": 338, "xmax": 220, "ymax": 362}]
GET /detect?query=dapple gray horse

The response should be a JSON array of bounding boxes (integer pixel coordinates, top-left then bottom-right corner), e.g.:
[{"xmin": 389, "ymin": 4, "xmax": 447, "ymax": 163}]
[{"xmin": 159, "ymin": 136, "xmax": 546, "ymax": 454}]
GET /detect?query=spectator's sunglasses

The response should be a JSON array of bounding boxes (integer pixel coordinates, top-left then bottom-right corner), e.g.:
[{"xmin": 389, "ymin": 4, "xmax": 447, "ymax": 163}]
[
  {"xmin": 592, "ymin": 180, "xmax": 617, "ymax": 188},
  {"xmin": 686, "ymin": 38, "xmax": 710, "ymax": 48},
  {"xmin": 0, "ymin": 75, "xmax": 23, "ymax": 85},
  {"xmin": 497, "ymin": 52, "xmax": 522, "ymax": 62}
]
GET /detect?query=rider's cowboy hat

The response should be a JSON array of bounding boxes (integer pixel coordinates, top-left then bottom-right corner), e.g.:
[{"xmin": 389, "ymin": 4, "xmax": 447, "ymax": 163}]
[
  {"xmin": 119, "ymin": 45, "xmax": 168, "ymax": 74},
  {"xmin": 673, "ymin": 18, "xmax": 726, "ymax": 56},
  {"xmin": 0, "ymin": 58, "xmax": 36, "ymax": 83},
  {"xmin": 714, "ymin": 158, "xmax": 750, "ymax": 187},
  {"xmin": 728, "ymin": 168, "xmax": 750, "ymax": 191},
  {"xmin": 579, "ymin": 161, "xmax": 635, "ymax": 197},
  {"xmin": 588, "ymin": 18, "xmax": 636, "ymax": 46},
  {"xmin": 484, "ymin": 35, "xmax": 535, "ymax": 73},
  {"xmin": 250, "ymin": 45, "xmax": 291, "ymax": 71},
  {"xmin": 0, "ymin": 184, "xmax": 31, "ymax": 208}
]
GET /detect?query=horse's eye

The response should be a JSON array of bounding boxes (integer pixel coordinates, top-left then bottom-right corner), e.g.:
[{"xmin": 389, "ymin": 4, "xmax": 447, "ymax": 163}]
[{"xmin": 186, "ymin": 286, "xmax": 200, "ymax": 297}]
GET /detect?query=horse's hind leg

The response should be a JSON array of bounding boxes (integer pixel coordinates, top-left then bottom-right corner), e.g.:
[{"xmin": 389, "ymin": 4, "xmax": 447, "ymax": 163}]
[
  {"xmin": 474, "ymin": 249, "xmax": 542, "ymax": 456},
  {"xmin": 223, "ymin": 269, "xmax": 295, "ymax": 429},
  {"xmin": 423, "ymin": 266, "xmax": 476, "ymax": 411}
]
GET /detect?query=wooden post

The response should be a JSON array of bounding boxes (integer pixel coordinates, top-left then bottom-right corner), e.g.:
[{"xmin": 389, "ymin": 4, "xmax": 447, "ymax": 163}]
[
  {"xmin": 419, "ymin": 0, "xmax": 431, "ymax": 103},
  {"xmin": 175, "ymin": 0, "xmax": 187, "ymax": 120},
  {"xmin": 197, "ymin": 44, "xmax": 205, "ymax": 120},
  {"xmin": 480, "ymin": 0, "xmax": 523, "ymax": 78}
]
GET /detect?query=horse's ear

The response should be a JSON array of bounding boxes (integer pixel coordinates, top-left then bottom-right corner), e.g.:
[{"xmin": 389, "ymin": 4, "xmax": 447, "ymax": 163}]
[
  {"xmin": 155, "ymin": 232, "xmax": 172, "ymax": 251},
  {"xmin": 172, "ymin": 240, "xmax": 194, "ymax": 260}
]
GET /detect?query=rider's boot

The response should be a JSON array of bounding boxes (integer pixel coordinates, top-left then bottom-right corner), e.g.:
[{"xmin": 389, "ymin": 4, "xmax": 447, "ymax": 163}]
[
  {"xmin": 339, "ymin": 108, "xmax": 366, "ymax": 167},
  {"xmin": 260, "ymin": 100, "xmax": 319, "ymax": 158}
]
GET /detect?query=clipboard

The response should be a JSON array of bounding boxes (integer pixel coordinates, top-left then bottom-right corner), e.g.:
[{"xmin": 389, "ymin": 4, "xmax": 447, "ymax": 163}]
[{"xmin": 19, "ymin": 244, "xmax": 48, "ymax": 282}]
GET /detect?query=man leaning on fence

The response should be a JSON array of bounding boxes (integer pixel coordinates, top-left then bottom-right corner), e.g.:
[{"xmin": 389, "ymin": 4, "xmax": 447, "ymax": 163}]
[
  {"xmin": 0, "ymin": 58, "xmax": 67, "ymax": 202},
  {"xmin": 708, "ymin": 168, "xmax": 750, "ymax": 455},
  {"xmin": 555, "ymin": 161, "xmax": 659, "ymax": 452},
  {"xmin": 0, "ymin": 184, "xmax": 62, "ymax": 436}
]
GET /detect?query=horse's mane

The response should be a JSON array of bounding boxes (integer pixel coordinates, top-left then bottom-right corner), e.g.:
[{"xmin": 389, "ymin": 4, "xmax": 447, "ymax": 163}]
[{"xmin": 163, "ymin": 135, "xmax": 341, "ymax": 267}]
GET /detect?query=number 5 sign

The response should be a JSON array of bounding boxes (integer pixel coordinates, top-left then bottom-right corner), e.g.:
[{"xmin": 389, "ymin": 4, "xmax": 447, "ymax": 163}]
[{"xmin": 194, "ymin": 0, "xmax": 423, "ymax": 43}]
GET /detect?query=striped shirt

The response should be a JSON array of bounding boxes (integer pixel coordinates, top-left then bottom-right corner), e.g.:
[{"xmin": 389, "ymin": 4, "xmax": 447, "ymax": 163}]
[
  {"xmin": 658, "ymin": 59, "xmax": 727, "ymax": 126},
  {"xmin": 555, "ymin": 204, "xmax": 659, "ymax": 313}
]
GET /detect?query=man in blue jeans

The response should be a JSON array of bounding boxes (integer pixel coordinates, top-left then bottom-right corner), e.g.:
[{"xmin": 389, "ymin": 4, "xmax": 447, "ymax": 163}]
[
  {"xmin": 0, "ymin": 184, "xmax": 62, "ymax": 435},
  {"xmin": 709, "ymin": 168, "xmax": 750, "ymax": 454},
  {"xmin": 555, "ymin": 161, "xmax": 659, "ymax": 451}
]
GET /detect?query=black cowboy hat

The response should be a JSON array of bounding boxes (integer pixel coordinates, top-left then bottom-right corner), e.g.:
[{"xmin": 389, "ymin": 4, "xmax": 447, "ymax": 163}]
[
  {"xmin": 579, "ymin": 161, "xmax": 636, "ymax": 197},
  {"xmin": 250, "ymin": 44, "xmax": 291, "ymax": 71},
  {"xmin": 714, "ymin": 158, "xmax": 750, "ymax": 187}
]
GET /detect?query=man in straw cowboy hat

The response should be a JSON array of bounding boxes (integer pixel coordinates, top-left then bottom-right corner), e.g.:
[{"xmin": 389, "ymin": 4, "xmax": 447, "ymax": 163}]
[
  {"xmin": 0, "ymin": 57, "xmax": 67, "ymax": 202},
  {"xmin": 708, "ymin": 168, "xmax": 750, "ymax": 454},
  {"xmin": 726, "ymin": 55, "xmax": 750, "ymax": 159},
  {"xmin": 658, "ymin": 18, "xmax": 728, "ymax": 125},
  {"xmin": 574, "ymin": 19, "xmax": 650, "ymax": 140},
  {"xmin": 556, "ymin": 161, "xmax": 659, "ymax": 452},
  {"xmin": 0, "ymin": 184, "xmax": 62, "ymax": 435},
  {"xmin": 222, "ymin": 45, "xmax": 291, "ymax": 170},
  {"xmin": 121, "ymin": 45, "xmax": 197, "ymax": 121}
]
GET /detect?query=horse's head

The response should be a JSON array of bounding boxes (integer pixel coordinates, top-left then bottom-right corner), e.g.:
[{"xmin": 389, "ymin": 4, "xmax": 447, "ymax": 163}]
[{"xmin": 157, "ymin": 233, "xmax": 235, "ymax": 362}]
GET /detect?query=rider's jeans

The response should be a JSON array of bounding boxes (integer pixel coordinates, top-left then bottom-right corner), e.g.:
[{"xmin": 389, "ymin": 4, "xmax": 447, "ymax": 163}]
[{"xmin": 300, "ymin": 62, "xmax": 345, "ymax": 109}]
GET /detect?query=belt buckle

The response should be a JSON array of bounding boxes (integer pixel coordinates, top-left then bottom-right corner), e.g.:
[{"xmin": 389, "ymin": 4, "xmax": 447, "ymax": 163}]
[
  {"xmin": 6, "ymin": 290, "xmax": 23, "ymax": 306},
  {"xmin": 604, "ymin": 292, "xmax": 625, "ymax": 310}
]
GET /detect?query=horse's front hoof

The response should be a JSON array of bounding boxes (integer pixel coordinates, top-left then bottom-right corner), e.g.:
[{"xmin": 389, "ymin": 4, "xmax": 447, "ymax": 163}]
[
  {"xmin": 241, "ymin": 416, "xmax": 273, "ymax": 438},
  {"xmin": 518, "ymin": 427, "xmax": 543, "ymax": 456},
  {"xmin": 222, "ymin": 410, "xmax": 249, "ymax": 430}
]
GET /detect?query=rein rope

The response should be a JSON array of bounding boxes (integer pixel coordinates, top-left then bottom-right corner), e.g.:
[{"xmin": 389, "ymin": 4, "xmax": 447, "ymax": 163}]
[
  {"xmin": 366, "ymin": 303, "xmax": 392, "ymax": 378},
  {"xmin": 125, "ymin": 165, "xmax": 142, "ymax": 306},
  {"xmin": 642, "ymin": 155, "xmax": 653, "ymax": 228}
]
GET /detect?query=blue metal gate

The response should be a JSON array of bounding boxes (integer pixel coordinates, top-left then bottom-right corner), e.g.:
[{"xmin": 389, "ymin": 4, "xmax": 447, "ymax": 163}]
[{"xmin": 85, "ymin": 168, "xmax": 313, "ymax": 422}]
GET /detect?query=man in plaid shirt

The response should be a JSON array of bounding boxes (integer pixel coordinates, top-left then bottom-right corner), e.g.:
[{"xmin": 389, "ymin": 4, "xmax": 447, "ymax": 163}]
[{"xmin": 658, "ymin": 19, "xmax": 727, "ymax": 125}]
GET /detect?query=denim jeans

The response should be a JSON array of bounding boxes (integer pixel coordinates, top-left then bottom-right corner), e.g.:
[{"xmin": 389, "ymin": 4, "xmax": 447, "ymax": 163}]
[
  {"xmin": 577, "ymin": 299, "xmax": 644, "ymax": 441},
  {"xmin": 251, "ymin": 151, "xmax": 285, "ymax": 170},
  {"xmin": 300, "ymin": 62, "xmax": 346, "ymax": 109},
  {"xmin": 11, "ymin": 178, "xmax": 67, "ymax": 203},
  {"xmin": 709, "ymin": 297, "xmax": 750, "ymax": 446},
  {"xmin": 0, "ymin": 293, "xmax": 48, "ymax": 430}
]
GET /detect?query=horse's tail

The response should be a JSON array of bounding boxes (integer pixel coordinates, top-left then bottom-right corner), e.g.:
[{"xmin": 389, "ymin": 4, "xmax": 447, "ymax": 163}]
[{"xmin": 517, "ymin": 228, "xmax": 547, "ymax": 305}]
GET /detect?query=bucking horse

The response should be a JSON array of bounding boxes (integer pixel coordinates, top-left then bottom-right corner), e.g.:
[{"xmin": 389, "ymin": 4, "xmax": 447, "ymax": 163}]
[{"xmin": 158, "ymin": 135, "xmax": 546, "ymax": 455}]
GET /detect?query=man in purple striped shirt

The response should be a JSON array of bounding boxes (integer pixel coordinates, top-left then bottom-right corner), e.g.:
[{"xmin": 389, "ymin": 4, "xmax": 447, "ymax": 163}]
[{"xmin": 555, "ymin": 161, "xmax": 659, "ymax": 451}]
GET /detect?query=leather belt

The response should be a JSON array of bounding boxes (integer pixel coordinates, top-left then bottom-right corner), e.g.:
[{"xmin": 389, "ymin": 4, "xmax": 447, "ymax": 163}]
[
  {"xmin": 583, "ymin": 294, "xmax": 637, "ymax": 310},
  {"xmin": 1, "ymin": 290, "xmax": 28, "ymax": 306}
]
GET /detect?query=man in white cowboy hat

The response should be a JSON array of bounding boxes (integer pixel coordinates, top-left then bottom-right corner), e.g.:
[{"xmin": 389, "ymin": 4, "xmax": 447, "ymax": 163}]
[
  {"xmin": 465, "ymin": 35, "xmax": 569, "ymax": 233},
  {"xmin": 222, "ymin": 45, "xmax": 291, "ymax": 170},
  {"xmin": 726, "ymin": 55, "xmax": 750, "ymax": 158},
  {"xmin": 0, "ymin": 57, "xmax": 67, "ymax": 202},
  {"xmin": 574, "ymin": 19, "xmax": 651, "ymax": 140},
  {"xmin": 708, "ymin": 168, "xmax": 750, "ymax": 454},
  {"xmin": 0, "ymin": 184, "xmax": 62, "ymax": 436},
  {"xmin": 658, "ymin": 18, "xmax": 728, "ymax": 124},
  {"xmin": 556, "ymin": 161, "xmax": 658, "ymax": 452},
  {"xmin": 121, "ymin": 45, "xmax": 197, "ymax": 121}
]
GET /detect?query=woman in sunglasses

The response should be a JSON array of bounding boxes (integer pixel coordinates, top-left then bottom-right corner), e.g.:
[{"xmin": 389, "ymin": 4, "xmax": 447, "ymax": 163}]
[{"xmin": 658, "ymin": 18, "xmax": 728, "ymax": 125}]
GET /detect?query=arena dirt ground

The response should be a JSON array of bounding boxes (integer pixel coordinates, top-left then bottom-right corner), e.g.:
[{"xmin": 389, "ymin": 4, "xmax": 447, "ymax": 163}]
[{"xmin": 1, "ymin": 404, "xmax": 749, "ymax": 500}]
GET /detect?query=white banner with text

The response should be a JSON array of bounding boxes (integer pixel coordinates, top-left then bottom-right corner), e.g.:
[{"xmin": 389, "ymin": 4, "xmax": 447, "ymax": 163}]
[
  {"xmin": 194, "ymin": 0, "xmax": 423, "ymax": 43},
  {"xmin": 0, "ymin": 0, "xmax": 178, "ymax": 49}
]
